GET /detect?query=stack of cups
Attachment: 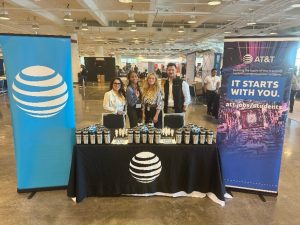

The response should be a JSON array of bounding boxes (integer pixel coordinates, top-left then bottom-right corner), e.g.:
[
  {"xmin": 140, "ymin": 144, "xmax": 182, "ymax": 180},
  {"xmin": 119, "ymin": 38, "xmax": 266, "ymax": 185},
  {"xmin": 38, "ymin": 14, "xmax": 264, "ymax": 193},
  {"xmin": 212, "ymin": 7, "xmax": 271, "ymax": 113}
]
[
  {"xmin": 76, "ymin": 129, "xmax": 82, "ymax": 144},
  {"xmin": 104, "ymin": 129, "xmax": 111, "ymax": 144},
  {"xmin": 141, "ymin": 132, "xmax": 148, "ymax": 144},
  {"xmin": 83, "ymin": 129, "xmax": 89, "ymax": 144},
  {"xmin": 127, "ymin": 129, "xmax": 134, "ymax": 144},
  {"xmin": 200, "ymin": 131, "xmax": 206, "ymax": 144},
  {"xmin": 96, "ymin": 129, "xmax": 103, "ymax": 144},
  {"xmin": 175, "ymin": 129, "xmax": 183, "ymax": 144},
  {"xmin": 148, "ymin": 129, "xmax": 155, "ymax": 144},
  {"xmin": 134, "ymin": 129, "xmax": 141, "ymax": 144},
  {"xmin": 155, "ymin": 129, "xmax": 161, "ymax": 144},
  {"xmin": 184, "ymin": 129, "xmax": 191, "ymax": 145},
  {"xmin": 89, "ymin": 130, "xmax": 96, "ymax": 144},
  {"xmin": 191, "ymin": 127, "xmax": 200, "ymax": 145},
  {"xmin": 207, "ymin": 131, "xmax": 214, "ymax": 144},
  {"xmin": 192, "ymin": 132, "xmax": 199, "ymax": 145}
]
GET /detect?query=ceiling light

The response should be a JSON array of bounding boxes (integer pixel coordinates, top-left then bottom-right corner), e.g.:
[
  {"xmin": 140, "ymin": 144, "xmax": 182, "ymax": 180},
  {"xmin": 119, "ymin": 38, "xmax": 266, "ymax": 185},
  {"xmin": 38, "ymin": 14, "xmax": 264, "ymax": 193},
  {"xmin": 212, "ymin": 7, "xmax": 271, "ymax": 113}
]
[
  {"xmin": 126, "ymin": 14, "xmax": 135, "ymax": 23},
  {"xmin": 208, "ymin": 1, "xmax": 221, "ymax": 6},
  {"xmin": 247, "ymin": 22, "xmax": 256, "ymax": 26},
  {"xmin": 0, "ymin": 10, "xmax": 9, "ymax": 20},
  {"xmin": 64, "ymin": 3, "xmax": 73, "ymax": 21},
  {"xmin": 177, "ymin": 26, "xmax": 185, "ymax": 33},
  {"xmin": 291, "ymin": 4, "xmax": 300, "ymax": 8},
  {"xmin": 119, "ymin": 0, "xmax": 132, "ymax": 3},
  {"xmin": 224, "ymin": 31, "xmax": 232, "ymax": 34},
  {"xmin": 64, "ymin": 12, "xmax": 73, "ymax": 22},
  {"xmin": 32, "ymin": 23, "xmax": 40, "ymax": 30},
  {"xmin": 270, "ymin": 31, "xmax": 278, "ymax": 35},
  {"xmin": 0, "ymin": 2, "xmax": 9, "ymax": 20},
  {"xmin": 81, "ymin": 23, "xmax": 89, "ymax": 31},
  {"xmin": 130, "ymin": 24, "xmax": 137, "ymax": 32},
  {"xmin": 187, "ymin": 15, "xmax": 196, "ymax": 24},
  {"xmin": 133, "ymin": 37, "xmax": 139, "ymax": 40}
]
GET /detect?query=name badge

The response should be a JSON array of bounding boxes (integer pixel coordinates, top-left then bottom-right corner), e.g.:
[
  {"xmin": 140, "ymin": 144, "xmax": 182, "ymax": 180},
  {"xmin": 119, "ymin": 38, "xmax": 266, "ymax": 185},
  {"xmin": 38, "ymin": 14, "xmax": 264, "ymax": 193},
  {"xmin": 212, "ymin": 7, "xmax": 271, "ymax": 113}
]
[
  {"xmin": 136, "ymin": 104, "xmax": 142, "ymax": 109},
  {"xmin": 147, "ymin": 106, "xmax": 150, "ymax": 111}
]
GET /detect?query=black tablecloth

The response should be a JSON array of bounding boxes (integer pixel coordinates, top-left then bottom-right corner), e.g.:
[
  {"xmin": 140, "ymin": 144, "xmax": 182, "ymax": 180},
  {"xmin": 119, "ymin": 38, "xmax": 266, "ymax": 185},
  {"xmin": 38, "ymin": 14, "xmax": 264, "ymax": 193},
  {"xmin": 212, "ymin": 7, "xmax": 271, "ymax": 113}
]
[{"xmin": 67, "ymin": 144, "xmax": 225, "ymax": 203}]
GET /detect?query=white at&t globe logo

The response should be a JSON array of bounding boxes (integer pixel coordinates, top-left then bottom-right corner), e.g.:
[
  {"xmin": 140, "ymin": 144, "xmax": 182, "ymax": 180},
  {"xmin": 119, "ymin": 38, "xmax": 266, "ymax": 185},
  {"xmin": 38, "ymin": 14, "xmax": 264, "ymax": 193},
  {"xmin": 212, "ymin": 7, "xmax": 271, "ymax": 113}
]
[
  {"xmin": 243, "ymin": 54, "xmax": 253, "ymax": 64},
  {"xmin": 129, "ymin": 152, "xmax": 162, "ymax": 183},
  {"xmin": 12, "ymin": 66, "xmax": 68, "ymax": 118}
]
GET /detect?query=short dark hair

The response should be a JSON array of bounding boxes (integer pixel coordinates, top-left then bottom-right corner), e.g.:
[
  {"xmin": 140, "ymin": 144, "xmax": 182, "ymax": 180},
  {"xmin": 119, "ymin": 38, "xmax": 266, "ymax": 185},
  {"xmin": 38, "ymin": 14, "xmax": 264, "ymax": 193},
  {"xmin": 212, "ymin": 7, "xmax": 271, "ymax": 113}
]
[
  {"xmin": 211, "ymin": 68, "xmax": 217, "ymax": 72},
  {"xmin": 167, "ymin": 63, "xmax": 176, "ymax": 69}
]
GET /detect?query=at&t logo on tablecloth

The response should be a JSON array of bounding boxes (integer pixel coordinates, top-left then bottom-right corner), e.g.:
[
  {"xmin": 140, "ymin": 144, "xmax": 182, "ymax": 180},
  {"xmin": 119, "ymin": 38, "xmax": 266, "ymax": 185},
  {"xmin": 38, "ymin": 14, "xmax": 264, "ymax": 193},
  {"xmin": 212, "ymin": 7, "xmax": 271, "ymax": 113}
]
[
  {"xmin": 12, "ymin": 65, "xmax": 68, "ymax": 118},
  {"xmin": 129, "ymin": 152, "xmax": 162, "ymax": 183}
]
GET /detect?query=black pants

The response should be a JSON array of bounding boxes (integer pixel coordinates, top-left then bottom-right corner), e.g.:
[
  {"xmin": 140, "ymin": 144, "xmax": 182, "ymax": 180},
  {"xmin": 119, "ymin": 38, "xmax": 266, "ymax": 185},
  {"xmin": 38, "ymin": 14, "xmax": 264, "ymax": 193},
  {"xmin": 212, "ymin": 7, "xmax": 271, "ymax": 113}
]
[
  {"xmin": 145, "ymin": 108, "xmax": 162, "ymax": 128},
  {"xmin": 207, "ymin": 90, "xmax": 220, "ymax": 118},
  {"xmin": 213, "ymin": 94, "xmax": 220, "ymax": 119},
  {"xmin": 127, "ymin": 105, "xmax": 142, "ymax": 128},
  {"xmin": 206, "ymin": 90, "xmax": 218, "ymax": 115},
  {"xmin": 290, "ymin": 90, "xmax": 298, "ymax": 112}
]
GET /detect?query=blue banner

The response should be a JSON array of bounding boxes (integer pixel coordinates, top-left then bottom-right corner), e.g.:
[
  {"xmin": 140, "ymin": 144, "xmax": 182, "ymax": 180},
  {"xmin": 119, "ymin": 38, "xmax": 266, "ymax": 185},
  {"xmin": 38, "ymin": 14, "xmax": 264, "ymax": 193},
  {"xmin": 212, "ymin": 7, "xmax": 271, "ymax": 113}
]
[
  {"xmin": 217, "ymin": 37, "xmax": 300, "ymax": 193},
  {"xmin": 0, "ymin": 34, "xmax": 76, "ymax": 190}
]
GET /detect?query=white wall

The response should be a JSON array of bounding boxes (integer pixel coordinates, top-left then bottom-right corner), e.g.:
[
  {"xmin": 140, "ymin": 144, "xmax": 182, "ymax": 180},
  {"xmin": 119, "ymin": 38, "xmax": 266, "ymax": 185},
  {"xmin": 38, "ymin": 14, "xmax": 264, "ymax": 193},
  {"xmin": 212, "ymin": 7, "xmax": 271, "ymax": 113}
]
[{"xmin": 71, "ymin": 34, "xmax": 80, "ymax": 83}]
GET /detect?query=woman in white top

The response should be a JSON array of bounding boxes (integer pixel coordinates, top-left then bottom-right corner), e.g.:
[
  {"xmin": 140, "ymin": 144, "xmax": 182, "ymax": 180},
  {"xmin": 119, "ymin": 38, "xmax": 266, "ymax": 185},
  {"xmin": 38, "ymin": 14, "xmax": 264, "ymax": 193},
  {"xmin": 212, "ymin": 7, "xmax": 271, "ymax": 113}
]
[{"xmin": 103, "ymin": 78, "xmax": 126, "ymax": 115}]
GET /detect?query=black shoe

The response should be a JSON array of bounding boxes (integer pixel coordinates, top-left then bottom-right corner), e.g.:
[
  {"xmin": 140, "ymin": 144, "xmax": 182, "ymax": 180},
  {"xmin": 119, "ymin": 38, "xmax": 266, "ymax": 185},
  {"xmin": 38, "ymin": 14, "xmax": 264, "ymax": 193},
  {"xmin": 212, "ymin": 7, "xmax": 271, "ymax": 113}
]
[{"xmin": 289, "ymin": 110, "xmax": 293, "ymax": 113}]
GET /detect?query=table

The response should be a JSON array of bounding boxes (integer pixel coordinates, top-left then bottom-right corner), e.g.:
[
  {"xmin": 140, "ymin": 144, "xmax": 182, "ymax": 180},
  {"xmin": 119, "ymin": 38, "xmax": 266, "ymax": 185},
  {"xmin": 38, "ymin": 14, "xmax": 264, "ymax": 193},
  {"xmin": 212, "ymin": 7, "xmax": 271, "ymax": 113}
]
[{"xmin": 67, "ymin": 143, "xmax": 226, "ymax": 206}]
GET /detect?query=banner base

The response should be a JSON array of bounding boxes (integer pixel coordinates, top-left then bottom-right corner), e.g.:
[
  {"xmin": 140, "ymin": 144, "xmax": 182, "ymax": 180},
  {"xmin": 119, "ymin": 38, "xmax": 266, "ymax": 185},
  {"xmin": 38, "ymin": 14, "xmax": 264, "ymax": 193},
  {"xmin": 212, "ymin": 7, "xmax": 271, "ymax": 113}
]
[
  {"xmin": 226, "ymin": 186, "xmax": 278, "ymax": 197},
  {"xmin": 17, "ymin": 186, "xmax": 67, "ymax": 193}
]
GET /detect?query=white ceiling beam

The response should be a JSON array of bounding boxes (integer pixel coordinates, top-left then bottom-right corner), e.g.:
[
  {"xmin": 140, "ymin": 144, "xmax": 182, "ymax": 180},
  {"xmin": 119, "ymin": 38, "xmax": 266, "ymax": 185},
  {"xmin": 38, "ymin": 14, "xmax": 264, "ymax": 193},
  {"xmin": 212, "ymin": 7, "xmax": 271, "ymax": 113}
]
[
  {"xmin": 8, "ymin": 0, "xmax": 64, "ymax": 26},
  {"xmin": 191, "ymin": 2, "xmax": 231, "ymax": 28},
  {"xmin": 147, "ymin": 0, "xmax": 157, "ymax": 27},
  {"xmin": 76, "ymin": 0, "xmax": 108, "ymax": 26},
  {"xmin": 0, "ymin": 22, "xmax": 28, "ymax": 34}
]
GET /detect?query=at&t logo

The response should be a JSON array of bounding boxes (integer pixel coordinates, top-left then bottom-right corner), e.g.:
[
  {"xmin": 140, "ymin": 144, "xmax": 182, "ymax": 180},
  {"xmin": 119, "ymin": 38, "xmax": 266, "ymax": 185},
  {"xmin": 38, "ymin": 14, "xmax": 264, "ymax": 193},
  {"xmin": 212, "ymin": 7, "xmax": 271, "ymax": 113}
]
[
  {"xmin": 243, "ymin": 54, "xmax": 253, "ymax": 64},
  {"xmin": 12, "ymin": 65, "xmax": 68, "ymax": 118},
  {"xmin": 129, "ymin": 152, "xmax": 162, "ymax": 183},
  {"xmin": 243, "ymin": 54, "xmax": 275, "ymax": 64}
]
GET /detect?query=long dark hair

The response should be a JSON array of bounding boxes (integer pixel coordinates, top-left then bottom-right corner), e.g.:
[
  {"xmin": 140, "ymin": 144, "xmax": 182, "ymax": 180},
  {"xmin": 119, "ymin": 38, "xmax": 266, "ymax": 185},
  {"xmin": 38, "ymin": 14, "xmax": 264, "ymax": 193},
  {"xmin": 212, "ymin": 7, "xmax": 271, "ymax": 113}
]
[
  {"xmin": 127, "ymin": 71, "xmax": 141, "ymax": 96},
  {"xmin": 110, "ymin": 77, "xmax": 125, "ymax": 97}
]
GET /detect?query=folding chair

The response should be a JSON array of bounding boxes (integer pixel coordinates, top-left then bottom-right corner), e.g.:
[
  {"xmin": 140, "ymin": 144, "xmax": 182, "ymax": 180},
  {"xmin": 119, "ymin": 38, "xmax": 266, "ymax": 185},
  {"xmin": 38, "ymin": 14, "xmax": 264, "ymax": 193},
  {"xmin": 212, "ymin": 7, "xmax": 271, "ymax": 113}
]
[
  {"xmin": 162, "ymin": 113, "xmax": 185, "ymax": 129},
  {"xmin": 101, "ymin": 113, "xmax": 126, "ymax": 129}
]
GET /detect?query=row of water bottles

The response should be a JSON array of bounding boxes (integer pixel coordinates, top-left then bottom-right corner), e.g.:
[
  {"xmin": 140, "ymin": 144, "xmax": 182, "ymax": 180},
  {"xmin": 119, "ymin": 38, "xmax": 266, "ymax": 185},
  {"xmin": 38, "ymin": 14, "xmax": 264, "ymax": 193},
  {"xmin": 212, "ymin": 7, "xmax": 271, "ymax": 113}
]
[
  {"xmin": 175, "ymin": 128, "xmax": 214, "ymax": 145},
  {"xmin": 75, "ymin": 125, "xmax": 111, "ymax": 144}
]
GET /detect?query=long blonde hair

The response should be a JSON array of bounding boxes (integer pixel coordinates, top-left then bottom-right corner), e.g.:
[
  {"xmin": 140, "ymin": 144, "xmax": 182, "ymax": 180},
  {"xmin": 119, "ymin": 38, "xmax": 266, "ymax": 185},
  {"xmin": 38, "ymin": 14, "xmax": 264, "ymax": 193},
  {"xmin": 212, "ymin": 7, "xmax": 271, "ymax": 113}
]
[{"xmin": 142, "ymin": 73, "xmax": 161, "ymax": 97}]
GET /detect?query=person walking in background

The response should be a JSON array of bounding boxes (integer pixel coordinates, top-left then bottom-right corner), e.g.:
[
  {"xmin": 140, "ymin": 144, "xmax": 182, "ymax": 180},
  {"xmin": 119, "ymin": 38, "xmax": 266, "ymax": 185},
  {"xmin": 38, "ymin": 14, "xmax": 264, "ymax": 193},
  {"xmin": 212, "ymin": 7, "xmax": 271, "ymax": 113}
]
[
  {"xmin": 126, "ymin": 71, "xmax": 142, "ymax": 127},
  {"xmin": 142, "ymin": 73, "xmax": 163, "ymax": 128},
  {"xmin": 181, "ymin": 63, "xmax": 186, "ymax": 78},
  {"xmin": 290, "ymin": 73, "xmax": 300, "ymax": 113},
  {"xmin": 204, "ymin": 68, "xmax": 221, "ymax": 119},
  {"xmin": 79, "ymin": 64, "xmax": 88, "ymax": 87},
  {"xmin": 161, "ymin": 65, "xmax": 167, "ymax": 78},
  {"xmin": 163, "ymin": 63, "xmax": 191, "ymax": 113},
  {"xmin": 103, "ymin": 78, "xmax": 126, "ymax": 115},
  {"xmin": 134, "ymin": 65, "xmax": 139, "ymax": 74}
]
